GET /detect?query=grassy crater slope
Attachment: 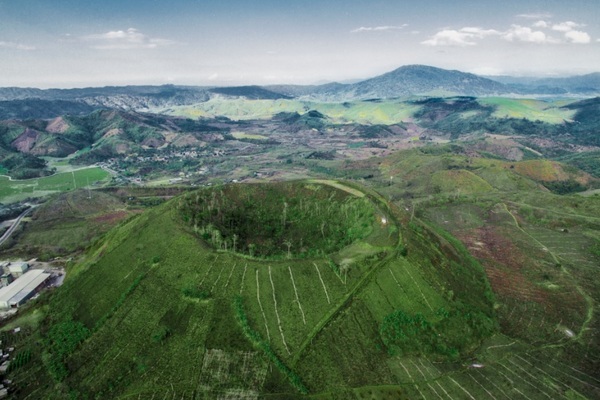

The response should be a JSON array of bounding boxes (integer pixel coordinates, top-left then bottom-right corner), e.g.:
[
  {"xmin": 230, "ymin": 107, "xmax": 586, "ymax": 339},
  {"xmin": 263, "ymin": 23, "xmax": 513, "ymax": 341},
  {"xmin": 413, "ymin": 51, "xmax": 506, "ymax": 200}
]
[
  {"xmin": 178, "ymin": 182, "xmax": 375, "ymax": 258},
  {"xmin": 9, "ymin": 181, "xmax": 497, "ymax": 399}
]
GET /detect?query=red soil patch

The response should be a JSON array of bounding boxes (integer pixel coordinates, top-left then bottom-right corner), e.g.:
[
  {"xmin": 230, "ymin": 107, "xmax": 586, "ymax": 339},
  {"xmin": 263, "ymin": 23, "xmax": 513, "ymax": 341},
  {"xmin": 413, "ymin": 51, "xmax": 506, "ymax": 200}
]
[
  {"xmin": 92, "ymin": 210, "xmax": 130, "ymax": 225},
  {"xmin": 46, "ymin": 117, "xmax": 70, "ymax": 134},
  {"xmin": 11, "ymin": 128, "xmax": 40, "ymax": 153},
  {"xmin": 455, "ymin": 227, "xmax": 548, "ymax": 303}
]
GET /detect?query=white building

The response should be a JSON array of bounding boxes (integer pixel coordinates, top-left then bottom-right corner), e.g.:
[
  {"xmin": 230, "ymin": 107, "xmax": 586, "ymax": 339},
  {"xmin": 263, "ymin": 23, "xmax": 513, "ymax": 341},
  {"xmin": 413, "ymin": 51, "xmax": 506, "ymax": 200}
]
[
  {"xmin": 7, "ymin": 262, "xmax": 29, "ymax": 277},
  {"xmin": 0, "ymin": 269, "xmax": 51, "ymax": 309}
]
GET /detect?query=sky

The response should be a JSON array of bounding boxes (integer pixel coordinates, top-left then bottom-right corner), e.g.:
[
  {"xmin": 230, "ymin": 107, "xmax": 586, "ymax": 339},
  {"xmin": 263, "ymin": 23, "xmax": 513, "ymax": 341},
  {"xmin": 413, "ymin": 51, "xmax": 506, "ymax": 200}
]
[{"xmin": 0, "ymin": 0, "xmax": 599, "ymax": 88}]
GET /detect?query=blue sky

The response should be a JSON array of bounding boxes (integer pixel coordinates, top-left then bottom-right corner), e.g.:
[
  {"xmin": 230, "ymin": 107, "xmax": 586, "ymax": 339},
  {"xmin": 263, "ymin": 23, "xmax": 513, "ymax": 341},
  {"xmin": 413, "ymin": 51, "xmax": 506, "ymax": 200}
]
[{"xmin": 1, "ymin": 0, "xmax": 599, "ymax": 87}]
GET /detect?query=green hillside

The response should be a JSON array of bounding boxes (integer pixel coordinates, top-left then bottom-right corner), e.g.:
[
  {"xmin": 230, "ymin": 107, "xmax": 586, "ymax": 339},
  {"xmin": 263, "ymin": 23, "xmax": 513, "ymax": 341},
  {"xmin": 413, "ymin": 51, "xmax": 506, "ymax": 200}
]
[{"xmin": 6, "ymin": 180, "xmax": 501, "ymax": 399}]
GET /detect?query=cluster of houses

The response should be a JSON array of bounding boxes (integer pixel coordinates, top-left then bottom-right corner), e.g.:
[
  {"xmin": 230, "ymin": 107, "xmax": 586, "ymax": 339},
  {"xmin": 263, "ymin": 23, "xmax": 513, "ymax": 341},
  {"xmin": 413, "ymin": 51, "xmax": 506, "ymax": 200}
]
[{"xmin": 0, "ymin": 345, "xmax": 14, "ymax": 398}]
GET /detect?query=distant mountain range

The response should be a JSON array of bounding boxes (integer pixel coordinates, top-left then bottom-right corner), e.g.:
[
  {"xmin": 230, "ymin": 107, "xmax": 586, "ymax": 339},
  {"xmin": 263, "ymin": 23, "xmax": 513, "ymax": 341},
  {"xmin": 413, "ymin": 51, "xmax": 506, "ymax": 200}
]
[{"xmin": 0, "ymin": 65, "xmax": 599, "ymax": 118}]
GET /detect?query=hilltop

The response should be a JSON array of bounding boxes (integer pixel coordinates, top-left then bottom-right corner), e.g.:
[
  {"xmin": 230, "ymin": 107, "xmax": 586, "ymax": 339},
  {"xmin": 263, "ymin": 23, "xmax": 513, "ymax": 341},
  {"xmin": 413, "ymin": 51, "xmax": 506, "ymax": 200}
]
[{"xmin": 321, "ymin": 65, "xmax": 509, "ymax": 100}]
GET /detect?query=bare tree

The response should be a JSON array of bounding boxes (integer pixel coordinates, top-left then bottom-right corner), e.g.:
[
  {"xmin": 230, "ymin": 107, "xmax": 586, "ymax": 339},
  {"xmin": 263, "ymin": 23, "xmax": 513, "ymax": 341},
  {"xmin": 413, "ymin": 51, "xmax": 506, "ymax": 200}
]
[
  {"xmin": 284, "ymin": 240, "xmax": 292, "ymax": 259},
  {"xmin": 232, "ymin": 234, "xmax": 238, "ymax": 253},
  {"xmin": 282, "ymin": 202, "xmax": 288, "ymax": 228}
]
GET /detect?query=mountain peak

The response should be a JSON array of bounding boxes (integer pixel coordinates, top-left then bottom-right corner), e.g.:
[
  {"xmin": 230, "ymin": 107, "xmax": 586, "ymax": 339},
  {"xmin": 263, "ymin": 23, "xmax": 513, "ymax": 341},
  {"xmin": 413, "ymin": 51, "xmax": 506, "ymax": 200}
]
[{"xmin": 341, "ymin": 65, "xmax": 508, "ymax": 99}]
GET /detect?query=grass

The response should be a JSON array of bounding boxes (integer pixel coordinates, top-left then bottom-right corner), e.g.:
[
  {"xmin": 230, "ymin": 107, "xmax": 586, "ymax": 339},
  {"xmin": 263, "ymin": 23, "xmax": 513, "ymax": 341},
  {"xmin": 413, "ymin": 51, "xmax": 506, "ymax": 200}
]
[
  {"xmin": 231, "ymin": 131, "xmax": 269, "ymax": 140},
  {"xmin": 162, "ymin": 98, "xmax": 419, "ymax": 125},
  {"xmin": 430, "ymin": 169, "xmax": 495, "ymax": 194},
  {"xmin": 480, "ymin": 97, "xmax": 576, "ymax": 124},
  {"xmin": 0, "ymin": 166, "xmax": 110, "ymax": 203},
  {"xmin": 0, "ymin": 189, "xmax": 132, "ymax": 259}
]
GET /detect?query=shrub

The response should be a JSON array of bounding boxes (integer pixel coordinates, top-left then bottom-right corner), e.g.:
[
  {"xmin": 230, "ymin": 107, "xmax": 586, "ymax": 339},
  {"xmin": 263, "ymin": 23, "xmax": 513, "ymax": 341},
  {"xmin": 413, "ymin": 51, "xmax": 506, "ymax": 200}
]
[{"xmin": 182, "ymin": 285, "xmax": 211, "ymax": 300}]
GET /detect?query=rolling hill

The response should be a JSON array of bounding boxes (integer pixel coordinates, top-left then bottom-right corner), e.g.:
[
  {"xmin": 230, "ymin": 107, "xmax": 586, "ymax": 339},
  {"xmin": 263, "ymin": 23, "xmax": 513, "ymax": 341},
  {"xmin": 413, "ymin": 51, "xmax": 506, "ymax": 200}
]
[
  {"xmin": 1, "ymin": 66, "xmax": 599, "ymax": 120},
  {"xmin": 329, "ymin": 65, "xmax": 511, "ymax": 100}
]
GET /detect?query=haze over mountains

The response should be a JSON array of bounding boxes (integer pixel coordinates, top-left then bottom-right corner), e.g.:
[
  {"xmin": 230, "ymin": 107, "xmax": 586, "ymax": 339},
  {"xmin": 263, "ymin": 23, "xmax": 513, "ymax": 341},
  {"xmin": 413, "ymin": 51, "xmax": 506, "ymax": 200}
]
[{"xmin": 1, "ymin": 65, "xmax": 599, "ymax": 119}]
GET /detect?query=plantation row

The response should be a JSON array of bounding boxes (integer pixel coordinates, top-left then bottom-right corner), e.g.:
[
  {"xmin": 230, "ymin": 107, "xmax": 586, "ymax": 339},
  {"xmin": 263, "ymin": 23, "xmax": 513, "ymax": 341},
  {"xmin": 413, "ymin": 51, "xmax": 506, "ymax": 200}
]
[{"xmin": 387, "ymin": 351, "xmax": 600, "ymax": 400}]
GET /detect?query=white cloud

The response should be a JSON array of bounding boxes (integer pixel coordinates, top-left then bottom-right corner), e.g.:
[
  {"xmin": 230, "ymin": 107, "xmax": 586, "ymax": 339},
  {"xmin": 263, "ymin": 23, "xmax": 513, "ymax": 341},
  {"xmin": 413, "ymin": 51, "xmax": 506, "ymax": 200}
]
[
  {"xmin": 0, "ymin": 41, "xmax": 35, "ymax": 51},
  {"xmin": 516, "ymin": 13, "xmax": 552, "ymax": 20},
  {"xmin": 83, "ymin": 28, "xmax": 175, "ymax": 50},
  {"xmin": 552, "ymin": 21, "xmax": 582, "ymax": 32},
  {"xmin": 423, "ymin": 20, "xmax": 593, "ymax": 48},
  {"xmin": 468, "ymin": 66, "xmax": 505, "ymax": 76},
  {"xmin": 422, "ymin": 30, "xmax": 477, "ymax": 46},
  {"xmin": 565, "ymin": 30, "xmax": 591, "ymax": 44},
  {"xmin": 422, "ymin": 27, "xmax": 500, "ymax": 47},
  {"xmin": 351, "ymin": 25, "xmax": 408, "ymax": 33},
  {"xmin": 503, "ymin": 25, "xmax": 551, "ymax": 43},
  {"xmin": 459, "ymin": 27, "xmax": 501, "ymax": 37}
]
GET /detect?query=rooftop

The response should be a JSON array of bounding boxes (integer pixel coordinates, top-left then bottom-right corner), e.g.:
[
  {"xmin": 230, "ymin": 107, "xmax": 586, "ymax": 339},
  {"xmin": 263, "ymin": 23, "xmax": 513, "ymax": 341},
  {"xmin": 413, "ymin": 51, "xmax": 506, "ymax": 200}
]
[{"xmin": 0, "ymin": 269, "xmax": 51, "ymax": 306}]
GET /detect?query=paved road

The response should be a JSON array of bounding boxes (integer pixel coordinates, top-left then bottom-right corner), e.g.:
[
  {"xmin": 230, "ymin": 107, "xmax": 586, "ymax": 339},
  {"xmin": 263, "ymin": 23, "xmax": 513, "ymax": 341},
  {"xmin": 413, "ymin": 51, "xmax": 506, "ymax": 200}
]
[{"xmin": 0, "ymin": 206, "xmax": 34, "ymax": 247}]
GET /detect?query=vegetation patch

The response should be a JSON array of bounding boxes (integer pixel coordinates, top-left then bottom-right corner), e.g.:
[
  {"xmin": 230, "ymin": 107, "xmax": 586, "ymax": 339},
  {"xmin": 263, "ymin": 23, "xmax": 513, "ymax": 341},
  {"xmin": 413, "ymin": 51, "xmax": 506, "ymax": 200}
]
[
  {"xmin": 43, "ymin": 319, "xmax": 91, "ymax": 381},
  {"xmin": 380, "ymin": 306, "xmax": 496, "ymax": 360},
  {"xmin": 179, "ymin": 181, "xmax": 375, "ymax": 258},
  {"xmin": 181, "ymin": 284, "xmax": 211, "ymax": 300},
  {"xmin": 430, "ymin": 169, "xmax": 495, "ymax": 194}
]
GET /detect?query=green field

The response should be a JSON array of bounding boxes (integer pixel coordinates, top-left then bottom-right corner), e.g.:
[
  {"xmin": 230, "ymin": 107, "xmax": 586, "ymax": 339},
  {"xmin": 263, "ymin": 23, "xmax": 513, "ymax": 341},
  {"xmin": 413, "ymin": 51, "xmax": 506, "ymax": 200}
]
[
  {"xmin": 480, "ymin": 97, "xmax": 576, "ymax": 124},
  {"xmin": 0, "ymin": 167, "xmax": 110, "ymax": 203},
  {"xmin": 162, "ymin": 98, "xmax": 419, "ymax": 125},
  {"xmin": 162, "ymin": 97, "xmax": 578, "ymax": 127}
]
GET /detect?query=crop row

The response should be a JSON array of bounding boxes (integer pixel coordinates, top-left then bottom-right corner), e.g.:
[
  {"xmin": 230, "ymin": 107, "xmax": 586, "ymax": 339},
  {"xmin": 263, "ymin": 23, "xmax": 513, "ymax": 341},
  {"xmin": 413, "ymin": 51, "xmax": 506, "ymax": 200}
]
[{"xmin": 387, "ymin": 349, "xmax": 600, "ymax": 400}]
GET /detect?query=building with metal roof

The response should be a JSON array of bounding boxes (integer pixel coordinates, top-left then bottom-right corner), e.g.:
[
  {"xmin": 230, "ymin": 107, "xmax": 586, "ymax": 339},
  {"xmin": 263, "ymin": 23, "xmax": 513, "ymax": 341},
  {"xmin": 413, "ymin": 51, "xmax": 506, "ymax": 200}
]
[
  {"xmin": 7, "ymin": 262, "xmax": 29, "ymax": 277},
  {"xmin": 0, "ymin": 269, "xmax": 51, "ymax": 309}
]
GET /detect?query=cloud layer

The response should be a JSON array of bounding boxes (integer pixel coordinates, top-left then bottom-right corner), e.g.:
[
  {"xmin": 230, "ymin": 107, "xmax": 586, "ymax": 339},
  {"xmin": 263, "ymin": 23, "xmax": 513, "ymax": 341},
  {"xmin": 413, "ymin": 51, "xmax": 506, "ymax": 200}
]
[
  {"xmin": 0, "ymin": 41, "xmax": 35, "ymax": 51},
  {"xmin": 83, "ymin": 28, "xmax": 174, "ymax": 50},
  {"xmin": 351, "ymin": 25, "xmax": 408, "ymax": 33},
  {"xmin": 422, "ymin": 18, "xmax": 593, "ymax": 46},
  {"xmin": 421, "ymin": 27, "xmax": 499, "ymax": 46}
]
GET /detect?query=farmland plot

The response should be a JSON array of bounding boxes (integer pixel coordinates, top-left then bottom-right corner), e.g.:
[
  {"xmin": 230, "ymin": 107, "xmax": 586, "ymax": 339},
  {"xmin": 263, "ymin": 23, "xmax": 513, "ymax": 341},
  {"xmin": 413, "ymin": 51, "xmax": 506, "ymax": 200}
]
[
  {"xmin": 296, "ymin": 299, "xmax": 394, "ymax": 392},
  {"xmin": 426, "ymin": 202, "xmax": 590, "ymax": 345},
  {"xmin": 197, "ymin": 349, "xmax": 267, "ymax": 399},
  {"xmin": 66, "ymin": 274, "xmax": 214, "ymax": 397},
  {"xmin": 365, "ymin": 258, "xmax": 445, "ymax": 321}
]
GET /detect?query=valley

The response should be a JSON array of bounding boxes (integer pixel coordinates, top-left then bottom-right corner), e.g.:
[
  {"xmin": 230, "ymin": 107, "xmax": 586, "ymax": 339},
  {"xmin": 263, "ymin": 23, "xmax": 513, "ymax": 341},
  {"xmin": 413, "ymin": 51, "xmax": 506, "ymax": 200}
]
[{"xmin": 0, "ymin": 65, "xmax": 599, "ymax": 399}]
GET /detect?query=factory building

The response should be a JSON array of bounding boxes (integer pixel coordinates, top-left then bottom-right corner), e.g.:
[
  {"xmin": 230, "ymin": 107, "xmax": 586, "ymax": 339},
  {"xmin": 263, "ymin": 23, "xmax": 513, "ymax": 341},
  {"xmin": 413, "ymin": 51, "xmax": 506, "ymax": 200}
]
[{"xmin": 0, "ymin": 269, "xmax": 51, "ymax": 309}]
